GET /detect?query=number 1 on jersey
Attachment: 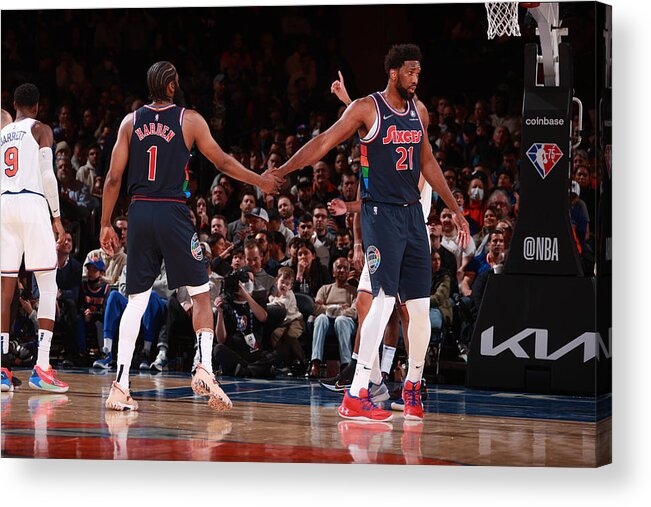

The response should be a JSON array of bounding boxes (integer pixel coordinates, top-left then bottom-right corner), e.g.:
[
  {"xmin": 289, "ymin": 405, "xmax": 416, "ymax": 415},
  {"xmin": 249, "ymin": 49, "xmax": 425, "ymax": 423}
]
[
  {"xmin": 147, "ymin": 146, "xmax": 158, "ymax": 181},
  {"xmin": 4, "ymin": 146, "xmax": 19, "ymax": 177}
]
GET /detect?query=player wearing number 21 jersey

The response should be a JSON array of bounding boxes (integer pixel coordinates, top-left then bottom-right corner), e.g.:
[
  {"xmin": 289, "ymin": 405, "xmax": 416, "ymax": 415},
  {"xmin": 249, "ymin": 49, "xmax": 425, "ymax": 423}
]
[{"xmin": 277, "ymin": 44, "xmax": 469, "ymax": 423}]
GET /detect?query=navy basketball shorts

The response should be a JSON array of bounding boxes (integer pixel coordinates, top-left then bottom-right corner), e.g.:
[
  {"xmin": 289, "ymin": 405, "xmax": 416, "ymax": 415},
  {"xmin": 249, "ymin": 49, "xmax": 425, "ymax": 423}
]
[
  {"xmin": 126, "ymin": 200, "xmax": 208, "ymax": 295},
  {"xmin": 361, "ymin": 201, "xmax": 431, "ymax": 302}
]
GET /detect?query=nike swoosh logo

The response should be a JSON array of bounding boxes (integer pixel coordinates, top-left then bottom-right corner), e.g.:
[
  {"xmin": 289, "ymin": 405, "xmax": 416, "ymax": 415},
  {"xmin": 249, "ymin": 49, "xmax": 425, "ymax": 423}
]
[
  {"xmin": 334, "ymin": 381, "xmax": 350, "ymax": 390},
  {"xmin": 383, "ymin": 114, "xmax": 393, "ymax": 120}
]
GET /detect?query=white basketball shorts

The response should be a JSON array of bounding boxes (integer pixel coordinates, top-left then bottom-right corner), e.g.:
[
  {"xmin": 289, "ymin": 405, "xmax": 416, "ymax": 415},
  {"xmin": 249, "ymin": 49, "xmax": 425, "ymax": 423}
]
[{"xmin": 1, "ymin": 193, "xmax": 57, "ymax": 277}]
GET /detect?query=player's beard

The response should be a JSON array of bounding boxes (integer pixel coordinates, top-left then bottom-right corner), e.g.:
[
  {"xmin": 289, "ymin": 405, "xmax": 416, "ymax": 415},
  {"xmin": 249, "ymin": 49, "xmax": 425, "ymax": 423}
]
[{"xmin": 396, "ymin": 82, "xmax": 414, "ymax": 101}]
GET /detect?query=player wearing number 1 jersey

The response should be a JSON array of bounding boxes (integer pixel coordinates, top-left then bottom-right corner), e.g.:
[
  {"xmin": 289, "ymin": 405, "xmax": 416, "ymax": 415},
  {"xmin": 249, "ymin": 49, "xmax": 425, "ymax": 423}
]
[
  {"xmin": 1, "ymin": 83, "xmax": 68, "ymax": 394},
  {"xmin": 100, "ymin": 61, "xmax": 283, "ymax": 411},
  {"xmin": 278, "ymin": 45, "xmax": 469, "ymax": 422}
]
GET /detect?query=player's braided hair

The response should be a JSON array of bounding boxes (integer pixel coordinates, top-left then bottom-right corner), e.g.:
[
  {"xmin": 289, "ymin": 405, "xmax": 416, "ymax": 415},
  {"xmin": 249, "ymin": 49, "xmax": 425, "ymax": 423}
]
[
  {"xmin": 14, "ymin": 83, "xmax": 39, "ymax": 108},
  {"xmin": 384, "ymin": 44, "xmax": 422, "ymax": 76},
  {"xmin": 146, "ymin": 61, "xmax": 177, "ymax": 102}
]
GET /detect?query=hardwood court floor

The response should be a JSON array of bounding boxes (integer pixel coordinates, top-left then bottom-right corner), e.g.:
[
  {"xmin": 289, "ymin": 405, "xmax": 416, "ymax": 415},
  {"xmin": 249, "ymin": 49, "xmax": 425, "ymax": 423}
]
[{"xmin": 1, "ymin": 368, "xmax": 611, "ymax": 466}]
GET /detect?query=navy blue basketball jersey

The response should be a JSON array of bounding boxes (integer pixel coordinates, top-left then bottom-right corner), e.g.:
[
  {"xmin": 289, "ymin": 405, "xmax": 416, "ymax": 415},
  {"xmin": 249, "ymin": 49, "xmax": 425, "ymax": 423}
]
[
  {"xmin": 128, "ymin": 104, "xmax": 190, "ymax": 200},
  {"xmin": 359, "ymin": 92, "xmax": 424, "ymax": 205}
]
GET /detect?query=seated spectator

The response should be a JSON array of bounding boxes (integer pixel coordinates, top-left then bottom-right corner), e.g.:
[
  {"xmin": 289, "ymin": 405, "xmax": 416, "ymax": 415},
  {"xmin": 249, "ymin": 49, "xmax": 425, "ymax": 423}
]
[
  {"xmin": 245, "ymin": 207, "xmax": 269, "ymax": 239},
  {"xmin": 194, "ymin": 195, "xmax": 211, "ymax": 237},
  {"xmin": 213, "ymin": 267, "xmax": 275, "ymax": 378},
  {"xmin": 340, "ymin": 170, "xmax": 358, "ymax": 202},
  {"xmin": 496, "ymin": 218, "xmax": 514, "ymax": 250},
  {"xmin": 227, "ymin": 192, "xmax": 257, "ymax": 242},
  {"xmin": 330, "ymin": 229, "xmax": 352, "ymax": 269},
  {"xmin": 230, "ymin": 246, "xmax": 245, "ymax": 271},
  {"xmin": 208, "ymin": 232, "xmax": 233, "ymax": 276},
  {"xmin": 268, "ymin": 267, "xmax": 307, "ymax": 370},
  {"xmin": 429, "ymin": 249, "xmax": 453, "ymax": 342},
  {"xmin": 83, "ymin": 216, "xmax": 128, "ymax": 285},
  {"xmin": 313, "ymin": 160, "xmax": 339, "ymax": 204},
  {"xmin": 307, "ymin": 257, "xmax": 357, "ymax": 378},
  {"xmin": 267, "ymin": 207, "xmax": 295, "ymax": 245},
  {"xmin": 313, "ymin": 203, "xmax": 336, "ymax": 251},
  {"xmin": 76, "ymin": 143, "xmax": 101, "ymax": 190},
  {"xmin": 294, "ymin": 176, "xmax": 318, "ymax": 218},
  {"xmin": 460, "ymin": 230, "xmax": 506, "ymax": 296},
  {"xmin": 277, "ymin": 195, "xmax": 298, "ymax": 234},
  {"xmin": 473, "ymin": 204, "xmax": 499, "ymax": 253},
  {"xmin": 297, "ymin": 213, "xmax": 330, "ymax": 268},
  {"xmin": 244, "ymin": 240, "xmax": 287, "ymax": 347},
  {"xmin": 487, "ymin": 187, "xmax": 513, "ymax": 220},
  {"xmin": 210, "ymin": 214, "xmax": 230, "ymax": 239},
  {"xmin": 209, "ymin": 183, "xmax": 239, "ymax": 223},
  {"xmin": 153, "ymin": 258, "xmax": 222, "ymax": 372},
  {"xmin": 92, "ymin": 263, "xmax": 170, "ymax": 370},
  {"xmin": 75, "ymin": 257, "xmax": 110, "ymax": 363},
  {"xmin": 440, "ymin": 207, "xmax": 476, "ymax": 282},
  {"xmin": 56, "ymin": 155, "xmax": 94, "ymax": 222},
  {"xmin": 466, "ymin": 175, "xmax": 487, "ymax": 228},
  {"xmin": 292, "ymin": 239, "xmax": 332, "ymax": 298}
]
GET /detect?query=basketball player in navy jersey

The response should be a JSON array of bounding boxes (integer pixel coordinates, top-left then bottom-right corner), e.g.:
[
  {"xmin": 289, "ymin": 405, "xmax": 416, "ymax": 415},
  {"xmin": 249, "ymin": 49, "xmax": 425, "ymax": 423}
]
[
  {"xmin": 100, "ymin": 61, "xmax": 282, "ymax": 411},
  {"xmin": 278, "ymin": 45, "xmax": 469, "ymax": 422}
]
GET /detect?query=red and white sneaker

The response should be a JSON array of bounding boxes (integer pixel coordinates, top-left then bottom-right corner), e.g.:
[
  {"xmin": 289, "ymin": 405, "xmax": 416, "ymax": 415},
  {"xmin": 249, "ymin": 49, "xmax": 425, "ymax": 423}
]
[
  {"xmin": 338, "ymin": 388, "xmax": 393, "ymax": 422},
  {"xmin": 402, "ymin": 380, "xmax": 424, "ymax": 420},
  {"xmin": 28, "ymin": 365, "xmax": 69, "ymax": 393}
]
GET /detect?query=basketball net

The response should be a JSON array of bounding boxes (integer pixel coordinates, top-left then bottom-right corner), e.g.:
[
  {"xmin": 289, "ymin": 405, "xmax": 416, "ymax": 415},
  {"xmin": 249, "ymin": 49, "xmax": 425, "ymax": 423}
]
[{"xmin": 485, "ymin": 2, "xmax": 521, "ymax": 39}]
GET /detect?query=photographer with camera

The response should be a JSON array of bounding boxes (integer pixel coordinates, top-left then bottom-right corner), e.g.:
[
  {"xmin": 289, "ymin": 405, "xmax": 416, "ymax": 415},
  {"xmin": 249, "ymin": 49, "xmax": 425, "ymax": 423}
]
[{"xmin": 213, "ymin": 266, "xmax": 276, "ymax": 378}]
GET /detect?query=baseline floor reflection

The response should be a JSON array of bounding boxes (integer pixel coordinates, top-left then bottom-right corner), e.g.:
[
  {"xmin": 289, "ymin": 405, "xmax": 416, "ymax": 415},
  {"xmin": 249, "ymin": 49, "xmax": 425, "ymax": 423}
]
[{"xmin": 1, "ymin": 369, "xmax": 611, "ymax": 466}]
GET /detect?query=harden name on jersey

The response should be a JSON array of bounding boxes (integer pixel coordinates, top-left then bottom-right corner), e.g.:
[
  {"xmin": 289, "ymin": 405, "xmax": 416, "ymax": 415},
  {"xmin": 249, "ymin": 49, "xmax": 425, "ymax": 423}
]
[{"xmin": 134, "ymin": 122, "xmax": 176, "ymax": 143}]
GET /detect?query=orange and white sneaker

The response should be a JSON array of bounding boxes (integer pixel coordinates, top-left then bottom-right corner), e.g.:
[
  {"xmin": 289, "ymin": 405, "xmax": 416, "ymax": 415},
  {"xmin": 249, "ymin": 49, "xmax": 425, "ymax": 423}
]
[
  {"xmin": 191, "ymin": 364, "xmax": 233, "ymax": 411},
  {"xmin": 402, "ymin": 380, "xmax": 424, "ymax": 421},
  {"xmin": 338, "ymin": 388, "xmax": 393, "ymax": 422},
  {"xmin": 105, "ymin": 381, "xmax": 139, "ymax": 411},
  {"xmin": 28, "ymin": 365, "xmax": 69, "ymax": 393}
]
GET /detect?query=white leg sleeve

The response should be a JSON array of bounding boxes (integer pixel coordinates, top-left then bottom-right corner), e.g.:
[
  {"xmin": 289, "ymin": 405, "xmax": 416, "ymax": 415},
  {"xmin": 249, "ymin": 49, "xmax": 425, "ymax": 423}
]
[
  {"xmin": 349, "ymin": 289, "xmax": 396, "ymax": 396},
  {"xmin": 405, "ymin": 297, "xmax": 431, "ymax": 383},
  {"xmin": 34, "ymin": 269, "xmax": 57, "ymax": 321},
  {"xmin": 116, "ymin": 289, "xmax": 152, "ymax": 389}
]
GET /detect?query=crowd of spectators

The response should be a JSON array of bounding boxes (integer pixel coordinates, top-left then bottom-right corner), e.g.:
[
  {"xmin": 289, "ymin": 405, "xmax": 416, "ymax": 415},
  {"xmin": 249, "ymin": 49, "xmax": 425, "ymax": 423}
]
[{"xmin": 2, "ymin": 6, "xmax": 601, "ymax": 378}]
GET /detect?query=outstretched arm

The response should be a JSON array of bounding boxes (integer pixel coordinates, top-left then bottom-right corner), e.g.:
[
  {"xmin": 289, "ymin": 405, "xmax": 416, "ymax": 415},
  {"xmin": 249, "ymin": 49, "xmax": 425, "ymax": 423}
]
[
  {"xmin": 277, "ymin": 98, "xmax": 371, "ymax": 178},
  {"xmin": 100, "ymin": 113, "xmax": 132, "ymax": 255},
  {"xmin": 185, "ymin": 110, "xmax": 281, "ymax": 194}
]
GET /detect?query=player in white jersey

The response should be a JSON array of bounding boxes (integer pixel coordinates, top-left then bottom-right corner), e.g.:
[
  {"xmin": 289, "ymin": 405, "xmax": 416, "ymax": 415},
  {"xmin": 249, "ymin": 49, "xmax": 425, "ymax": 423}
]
[{"xmin": 1, "ymin": 83, "xmax": 68, "ymax": 393}]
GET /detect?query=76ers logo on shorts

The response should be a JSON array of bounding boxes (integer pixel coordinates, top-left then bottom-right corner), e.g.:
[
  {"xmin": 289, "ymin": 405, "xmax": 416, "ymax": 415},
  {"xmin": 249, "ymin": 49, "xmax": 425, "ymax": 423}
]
[
  {"xmin": 526, "ymin": 143, "xmax": 563, "ymax": 179},
  {"xmin": 190, "ymin": 233, "xmax": 203, "ymax": 261},
  {"xmin": 366, "ymin": 245, "xmax": 381, "ymax": 274}
]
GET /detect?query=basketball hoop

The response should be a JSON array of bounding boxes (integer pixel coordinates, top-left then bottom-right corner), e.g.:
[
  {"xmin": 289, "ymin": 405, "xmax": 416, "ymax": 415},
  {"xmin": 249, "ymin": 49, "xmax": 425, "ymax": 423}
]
[{"xmin": 485, "ymin": 2, "xmax": 540, "ymax": 39}]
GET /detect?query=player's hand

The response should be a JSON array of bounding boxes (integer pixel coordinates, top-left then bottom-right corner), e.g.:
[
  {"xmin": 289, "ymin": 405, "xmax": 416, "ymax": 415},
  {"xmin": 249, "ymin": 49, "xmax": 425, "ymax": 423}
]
[
  {"xmin": 327, "ymin": 198, "xmax": 347, "ymax": 217},
  {"xmin": 453, "ymin": 213, "xmax": 471, "ymax": 250},
  {"xmin": 100, "ymin": 225, "xmax": 120, "ymax": 257},
  {"xmin": 52, "ymin": 217, "xmax": 66, "ymax": 248},
  {"xmin": 330, "ymin": 70, "xmax": 352, "ymax": 106},
  {"xmin": 259, "ymin": 168, "xmax": 284, "ymax": 195},
  {"xmin": 353, "ymin": 243, "xmax": 364, "ymax": 273}
]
